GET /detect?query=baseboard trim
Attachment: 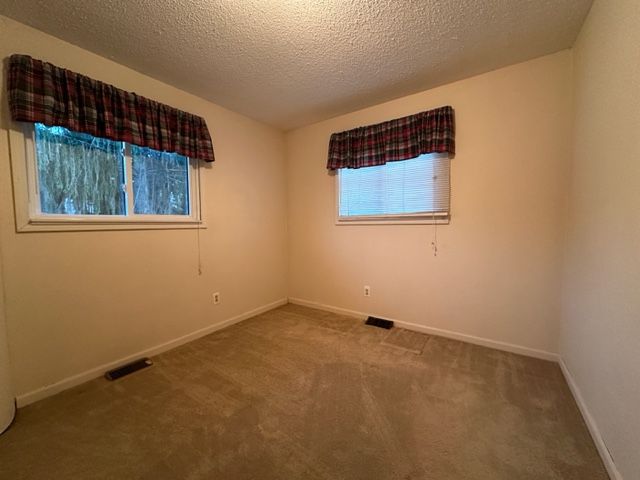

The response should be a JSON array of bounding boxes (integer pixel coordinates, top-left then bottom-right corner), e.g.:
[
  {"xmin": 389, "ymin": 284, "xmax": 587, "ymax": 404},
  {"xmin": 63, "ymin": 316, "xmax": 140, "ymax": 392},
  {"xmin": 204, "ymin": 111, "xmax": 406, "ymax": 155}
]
[
  {"xmin": 287, "ymin": 297, "xmax": 559, "ymax": 361},
  {"xmin": 290, "ymin": 297, "xmax": 619, "ymax": 478},
  {"xmin": 559, "ymin": 359, "xmax": 621, "ymax": 480},
  {"xmin": 16, "ymin": 298, "xmax": 288, "ymax": 407},
  {"xmin": 13, "ymin": 296, "xmax": 620, "ymax": 479}
]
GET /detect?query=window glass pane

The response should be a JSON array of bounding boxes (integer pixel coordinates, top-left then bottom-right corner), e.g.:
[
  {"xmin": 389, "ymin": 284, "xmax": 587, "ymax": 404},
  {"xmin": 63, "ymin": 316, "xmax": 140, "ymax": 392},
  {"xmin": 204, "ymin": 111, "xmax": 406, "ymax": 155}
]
[
  {"xmin": 35, "ymin": 123, "xmax": 126, "ymax": 215},
  {"xmin": 131, "ymin": 146, "xmax": 190, "ymax": 215},
  {"xmin": 338, "ymin": 154, "xmax": 449, "ymax": 217}
]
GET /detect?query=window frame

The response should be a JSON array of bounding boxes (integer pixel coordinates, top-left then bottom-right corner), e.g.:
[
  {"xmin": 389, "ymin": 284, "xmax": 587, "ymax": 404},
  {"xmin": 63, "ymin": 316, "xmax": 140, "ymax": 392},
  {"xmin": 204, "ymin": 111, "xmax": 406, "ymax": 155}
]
[
  {"xmin": 10, "ymin": 123, "xmax": 205, "ymax": 232},
  {"xmin": 334, "ymin": 153, "xmax": 451, "ymax": 226}
]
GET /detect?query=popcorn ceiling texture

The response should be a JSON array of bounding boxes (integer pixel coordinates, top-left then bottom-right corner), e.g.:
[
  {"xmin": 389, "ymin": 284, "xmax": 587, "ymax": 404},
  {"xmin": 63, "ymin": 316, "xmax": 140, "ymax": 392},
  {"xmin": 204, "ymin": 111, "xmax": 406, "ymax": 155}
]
[{"xmin": 0, "ymin": 0, "xmax": 592, "ymax": 129}]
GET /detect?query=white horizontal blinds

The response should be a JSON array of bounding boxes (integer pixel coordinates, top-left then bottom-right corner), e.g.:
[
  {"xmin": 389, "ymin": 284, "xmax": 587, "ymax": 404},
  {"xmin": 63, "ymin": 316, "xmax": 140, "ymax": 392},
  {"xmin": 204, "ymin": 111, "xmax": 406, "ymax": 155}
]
[{"xmin": 339, "ymin": 154, "xmax": 449, "ymax": 218}]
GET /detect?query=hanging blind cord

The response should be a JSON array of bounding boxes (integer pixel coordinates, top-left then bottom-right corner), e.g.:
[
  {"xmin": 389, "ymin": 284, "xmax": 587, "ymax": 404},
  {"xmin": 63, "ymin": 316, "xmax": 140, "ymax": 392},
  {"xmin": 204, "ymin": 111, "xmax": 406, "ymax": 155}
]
[
  {"xmin": 196, "ymin": 158, "xmax": 203, "ymax": 276},
  {"xmin": 431, "ymin": 213, "xmax": 438, "ymax": 257},
  {"xmin": 196, "ymin": 223, "xmax": 202, "ymax": 275}
]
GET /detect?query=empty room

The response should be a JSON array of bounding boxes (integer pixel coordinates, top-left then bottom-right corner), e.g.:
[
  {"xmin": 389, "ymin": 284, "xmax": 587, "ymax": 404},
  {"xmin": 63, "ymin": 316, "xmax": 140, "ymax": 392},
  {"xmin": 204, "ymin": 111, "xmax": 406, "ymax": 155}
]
[{"xmin": 0, "ymin": 0, "xmax": 638, "ymax": 479}]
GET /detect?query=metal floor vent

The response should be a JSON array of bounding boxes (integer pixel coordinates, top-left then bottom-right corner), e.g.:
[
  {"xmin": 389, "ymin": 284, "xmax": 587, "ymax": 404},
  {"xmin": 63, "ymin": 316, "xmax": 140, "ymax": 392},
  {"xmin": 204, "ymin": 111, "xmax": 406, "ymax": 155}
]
[
  {"xmin": 365, "ymin": 316, "xmax": 394, "ymax": 329},
  {"xmin": 105, "ymin": 358, "xmax": 153, "ymax": 381}
]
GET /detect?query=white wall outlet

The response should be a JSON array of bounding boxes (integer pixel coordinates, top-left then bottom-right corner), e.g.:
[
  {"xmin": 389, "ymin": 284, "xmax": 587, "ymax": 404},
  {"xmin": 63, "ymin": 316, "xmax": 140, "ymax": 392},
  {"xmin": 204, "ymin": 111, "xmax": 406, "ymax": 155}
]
[
  {"xmin": 212, "ymin": 292, "xmax": 220, "ymax": 304},
  {"xmin": 364, "ymin": 285, "xmax": 371, "ymax": 297}
]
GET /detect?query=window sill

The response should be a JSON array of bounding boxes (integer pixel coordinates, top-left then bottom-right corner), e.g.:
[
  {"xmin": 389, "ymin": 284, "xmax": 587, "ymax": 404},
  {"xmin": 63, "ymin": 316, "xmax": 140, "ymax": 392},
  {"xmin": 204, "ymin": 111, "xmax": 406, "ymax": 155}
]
[
  {"xmin": 336, "ymin": 215, "xmax": 450, "ymax": 226},
  {"xmin": 17, "ymin": 218, "xmax": 207, "ymax": 233}
]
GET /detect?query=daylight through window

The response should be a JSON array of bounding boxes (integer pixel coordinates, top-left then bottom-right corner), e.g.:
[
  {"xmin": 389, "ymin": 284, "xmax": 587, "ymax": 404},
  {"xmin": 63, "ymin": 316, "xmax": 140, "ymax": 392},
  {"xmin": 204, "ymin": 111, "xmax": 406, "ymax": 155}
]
[
  {"xmin": 337, "ymin": 154, "xmax": 450, "ymax": 222},
  {"xmin": 30, "ymin": 123, "xmax": 200, "ymax": 223}
]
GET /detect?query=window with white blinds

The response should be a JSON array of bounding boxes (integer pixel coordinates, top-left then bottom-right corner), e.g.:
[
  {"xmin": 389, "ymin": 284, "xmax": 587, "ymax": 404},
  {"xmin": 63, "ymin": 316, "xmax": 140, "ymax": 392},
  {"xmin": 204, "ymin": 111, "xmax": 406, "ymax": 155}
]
[{"xmin": 337, "ymin": 154, "xmax": 450, "ymax": 221}]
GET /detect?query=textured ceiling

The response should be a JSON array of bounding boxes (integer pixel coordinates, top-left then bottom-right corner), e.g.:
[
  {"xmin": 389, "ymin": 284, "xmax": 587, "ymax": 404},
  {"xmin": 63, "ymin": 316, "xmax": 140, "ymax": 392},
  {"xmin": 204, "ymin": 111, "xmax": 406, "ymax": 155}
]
[{"xmin": 0, "ymin": 0, "xmax": 592, "ymax": 130}]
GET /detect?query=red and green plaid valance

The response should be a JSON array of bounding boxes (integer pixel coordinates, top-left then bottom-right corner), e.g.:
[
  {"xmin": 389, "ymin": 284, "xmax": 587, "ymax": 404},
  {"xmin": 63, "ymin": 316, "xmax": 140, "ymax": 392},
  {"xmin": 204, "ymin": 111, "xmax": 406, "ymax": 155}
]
[
  {"xmin": 7, "ymin": 54, "xmax": 215, "ymax": 162},
  {"xmin": 327, "ymin": 106, "xmax": 455, "ymax": 170}
]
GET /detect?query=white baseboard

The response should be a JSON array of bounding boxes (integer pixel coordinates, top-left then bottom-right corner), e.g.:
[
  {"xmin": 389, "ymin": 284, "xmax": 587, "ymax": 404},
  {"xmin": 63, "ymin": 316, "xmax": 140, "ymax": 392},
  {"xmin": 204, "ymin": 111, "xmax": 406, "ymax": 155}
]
[
  {"xmin": 287, "ymin": 297, "xmax": 559, "ymax": 361},
  {"xmin": 16, "ymin": 298, "xmax": 288, "ymax": 407},
  {"xmin": 13, "ymin": 295, "xmax": 620, "ymax": 480},
  {"xmin": 287, "ymin": 298, "xmax": 621, "ymax": 477},
  {"xmin": 559, "ymin": 359, "xmax": 621, "ymax": 480}
]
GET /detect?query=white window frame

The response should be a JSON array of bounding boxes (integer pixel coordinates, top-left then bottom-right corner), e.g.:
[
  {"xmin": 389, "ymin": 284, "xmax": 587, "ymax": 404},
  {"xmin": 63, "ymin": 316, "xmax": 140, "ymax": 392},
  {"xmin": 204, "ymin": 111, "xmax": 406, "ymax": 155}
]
[
  {"xmin": 334, "ymin": 154, "xmax": 451, "ymax": 226},
  {"xmin": 9, "ymin": 123, "xmax": 206, "ymax": 232}
]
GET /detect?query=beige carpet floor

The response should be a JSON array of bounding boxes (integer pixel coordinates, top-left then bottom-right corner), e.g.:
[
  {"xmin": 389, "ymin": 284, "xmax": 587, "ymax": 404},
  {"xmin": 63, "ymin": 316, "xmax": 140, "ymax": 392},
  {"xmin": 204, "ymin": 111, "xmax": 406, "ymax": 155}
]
[{"xmin": 0, "ymin": 304, "xmax": 608, "ymax": 479}]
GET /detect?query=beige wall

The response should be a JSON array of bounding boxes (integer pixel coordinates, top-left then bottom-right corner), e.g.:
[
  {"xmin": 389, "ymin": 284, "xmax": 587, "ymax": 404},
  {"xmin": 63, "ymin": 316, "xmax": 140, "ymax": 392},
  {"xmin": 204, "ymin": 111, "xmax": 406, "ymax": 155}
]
[
  {"xmin": 561, "ymin": 0, "xmax": 640, "ymax": 478},
  {"xmin": 0, "ymin": 16, "xmax": 288, "ymax": 398},
  {"xmin": 1, "ymin": 9, "xmax": 637, "ymax": 475},
  {"xmin": 286, "ymin": 51, "xmax": 573, "ymax": 356},
  {"xmin": 0, "ymin": 242, "xmax": 14, "ymax": 430}
]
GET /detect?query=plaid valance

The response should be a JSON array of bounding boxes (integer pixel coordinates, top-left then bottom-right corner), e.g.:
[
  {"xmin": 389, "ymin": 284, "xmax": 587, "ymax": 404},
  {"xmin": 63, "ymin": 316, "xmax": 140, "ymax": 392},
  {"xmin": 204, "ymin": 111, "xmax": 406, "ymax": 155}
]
[
  {"xmin": 327, "ymin": 106, "xmax": 455, "ymax": 170},
  {"xmin": 7, "ymin": 54, "xmax": 215, "ymax": 162}
]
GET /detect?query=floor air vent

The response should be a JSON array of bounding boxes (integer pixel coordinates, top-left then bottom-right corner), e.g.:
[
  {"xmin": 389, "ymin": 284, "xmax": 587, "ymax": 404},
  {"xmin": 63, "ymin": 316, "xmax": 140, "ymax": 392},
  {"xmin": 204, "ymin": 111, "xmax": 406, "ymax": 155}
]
[
  {"xmin": 105, "ymin": 358, "xmax": 153, "ymax": 381},
  {"xmin": 365, "ymin": 316, "xmax": 394, "ymax": 329}
]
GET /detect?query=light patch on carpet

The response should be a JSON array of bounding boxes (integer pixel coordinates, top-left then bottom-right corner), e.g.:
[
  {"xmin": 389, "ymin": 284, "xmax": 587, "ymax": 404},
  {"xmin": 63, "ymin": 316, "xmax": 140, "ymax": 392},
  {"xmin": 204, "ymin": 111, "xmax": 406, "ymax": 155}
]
[{"xmin": 381, "ymin": 328, "xmax": 429, "ymax": 354}]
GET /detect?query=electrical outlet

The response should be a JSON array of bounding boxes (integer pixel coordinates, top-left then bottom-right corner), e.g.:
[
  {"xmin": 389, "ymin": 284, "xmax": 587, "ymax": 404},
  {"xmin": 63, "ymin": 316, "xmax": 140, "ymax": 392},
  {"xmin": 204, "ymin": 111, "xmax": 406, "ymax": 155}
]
[
  {"xmin": 212, "ymin": 292, "xmax": 220, "ymax": 304},
  {"xmin": 364, "ymin": 285, "xmax": 371, "ymax": 297}
]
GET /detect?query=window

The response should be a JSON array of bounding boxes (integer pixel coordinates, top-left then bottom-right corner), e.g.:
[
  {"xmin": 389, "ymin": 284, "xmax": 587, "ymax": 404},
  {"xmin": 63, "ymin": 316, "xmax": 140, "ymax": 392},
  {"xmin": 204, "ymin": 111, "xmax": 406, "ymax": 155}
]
[
  {"xmin": 12, "ymin": 123, "xmax": 202, "ymax": 231},
  {"xmin": 337, "ymin": 153, "xmax": 450, "ymax": 224}
]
